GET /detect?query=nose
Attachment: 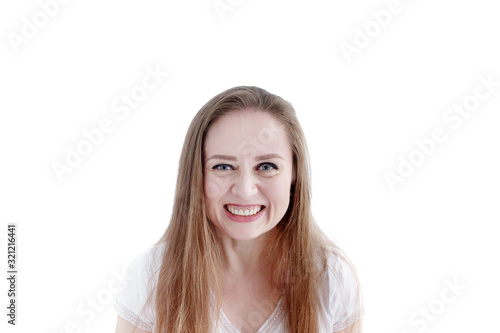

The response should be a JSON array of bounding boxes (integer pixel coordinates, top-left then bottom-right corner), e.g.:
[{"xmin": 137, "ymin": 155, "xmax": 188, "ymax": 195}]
[{"xmin": 231, "ymin": 170, "xmax": 258, "ymax": 199}]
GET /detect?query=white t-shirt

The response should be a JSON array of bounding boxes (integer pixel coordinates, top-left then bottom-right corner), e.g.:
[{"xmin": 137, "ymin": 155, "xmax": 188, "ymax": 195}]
[{"xmin": 114, "ymin": 243, "xmax": 364, "ymax": 332}]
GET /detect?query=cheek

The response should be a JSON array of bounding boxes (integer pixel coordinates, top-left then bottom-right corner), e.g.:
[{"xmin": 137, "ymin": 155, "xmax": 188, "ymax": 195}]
[
  {"xmin": 266, "ymin": 178, "xmax": 292, "ymax": 206},
  {"xmin": 204, "ymin": 173, "xmax": 228, "ymax": 201},
  {"xmin": 204, "ymin": 175, "xmax": 219, "ymax": 224}
]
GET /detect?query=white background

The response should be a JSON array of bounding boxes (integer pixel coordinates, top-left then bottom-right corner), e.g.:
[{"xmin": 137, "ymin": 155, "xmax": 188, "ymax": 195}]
[{"xmin": 1, "ymin": 0, "xmax": 499, "ymax": 332}]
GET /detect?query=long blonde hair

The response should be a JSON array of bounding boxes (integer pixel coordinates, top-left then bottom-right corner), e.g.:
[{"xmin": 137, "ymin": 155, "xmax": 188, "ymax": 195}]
[{"xmin": 144, "ymin": 86, "xmax": 361, "ymax": 332}]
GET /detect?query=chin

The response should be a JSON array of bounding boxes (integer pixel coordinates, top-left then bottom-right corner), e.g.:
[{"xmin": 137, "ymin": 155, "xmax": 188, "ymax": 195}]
[
  {"xmin": 226, "ymin": 230, "xmax": 262, "ymax": 241},
  {"xmin": 226, "ymin": 226, "xmax": 277, "ymax": 241}
]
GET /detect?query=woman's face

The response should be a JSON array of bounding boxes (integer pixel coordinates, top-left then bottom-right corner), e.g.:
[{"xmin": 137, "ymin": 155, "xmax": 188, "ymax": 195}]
[{"xmin": 203, "ymin": 109, "xmax": 294, "ymax": 240}]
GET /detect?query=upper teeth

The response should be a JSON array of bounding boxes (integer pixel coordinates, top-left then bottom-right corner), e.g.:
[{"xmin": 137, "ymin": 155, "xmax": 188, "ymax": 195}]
[{"xmin": 226, "ymin": 205, "xmax": 262, "ymax": 216}]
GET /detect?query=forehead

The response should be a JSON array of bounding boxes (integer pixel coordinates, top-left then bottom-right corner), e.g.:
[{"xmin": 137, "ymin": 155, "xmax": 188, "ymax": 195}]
[{"xmin": 204, "ymin": 110, "xmax": 291, "ymax": 157}]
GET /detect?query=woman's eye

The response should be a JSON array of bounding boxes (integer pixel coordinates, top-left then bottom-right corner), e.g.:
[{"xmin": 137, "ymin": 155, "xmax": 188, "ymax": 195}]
[
  {"xmin": 212, "ymin": 164, "xmax": 233, "ymax": 171},
  {"xmin": 211, "ymin": 163, "xmax": 277, "ymax": 172},
  {"xmin": 258, "ymin": 163, "xmax": 278, "ymax": 171}
]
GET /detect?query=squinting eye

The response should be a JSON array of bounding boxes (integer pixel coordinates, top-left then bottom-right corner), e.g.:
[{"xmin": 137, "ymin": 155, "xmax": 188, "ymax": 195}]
[
  {"xmin": 258, "ymin": 163, "xmax": 278, "ymax": 171},
  {"xmin": 212, "ymin": 164, "xmax": 233, "ymax": 171}
]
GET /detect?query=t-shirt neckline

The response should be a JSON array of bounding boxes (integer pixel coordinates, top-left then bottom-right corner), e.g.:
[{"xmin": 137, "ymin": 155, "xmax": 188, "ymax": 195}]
[{"xmin": 213, "ymin": 292, "xmax": 285, "ymax": 333}]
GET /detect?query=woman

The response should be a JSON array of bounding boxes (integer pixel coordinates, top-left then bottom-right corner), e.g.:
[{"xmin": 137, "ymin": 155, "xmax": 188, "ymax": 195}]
[{"xmin": 114, "ymin": 86, "xmax": 364, "ymax": 333}]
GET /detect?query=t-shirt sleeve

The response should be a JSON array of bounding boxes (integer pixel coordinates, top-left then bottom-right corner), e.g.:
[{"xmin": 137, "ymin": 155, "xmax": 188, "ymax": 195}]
[
  {"xmin": 114, "ymin": 246, "xmax": 159, "ymax": 331},
  {"xmin": 326, "ymin": 249, "xmax": 364, "ymax": 332}
]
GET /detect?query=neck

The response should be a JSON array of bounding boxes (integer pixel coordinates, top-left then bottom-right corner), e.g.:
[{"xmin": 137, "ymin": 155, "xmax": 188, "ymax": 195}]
[{"xmin": 219, "ymin": 228, "xmax": 277, "ymax": 277}]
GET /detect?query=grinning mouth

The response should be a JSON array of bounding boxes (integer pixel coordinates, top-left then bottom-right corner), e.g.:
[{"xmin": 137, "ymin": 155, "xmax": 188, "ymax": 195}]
[{"xmin": 225, "ymin": 205, "xmax": 265, "ymax": 217}]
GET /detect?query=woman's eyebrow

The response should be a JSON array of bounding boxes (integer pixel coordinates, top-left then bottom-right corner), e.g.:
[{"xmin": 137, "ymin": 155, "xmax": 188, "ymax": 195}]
[
  {"xmin": 206, "ymin": 153, "xmax": 284, "ymax": 162},
  {"xmin": 255, "ymin": 153, "xmax": 284, "ymax": 161},
  {"xmin": 206, "ymin": 154, "xmax": 237, "ymax": 162}
]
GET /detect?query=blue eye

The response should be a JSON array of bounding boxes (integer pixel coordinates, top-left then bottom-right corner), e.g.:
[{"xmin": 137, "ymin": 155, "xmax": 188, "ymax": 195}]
[
  {"xmin": 211, "ymin": 163, "xmax": 278, "ymax": 172},
  {"xmin": 258, "ymin": 163, "xmax": 278, "ymax": 171},
  {"xmin": 212, "ymin": 164, "xmax": 233, "ymax": 171}
]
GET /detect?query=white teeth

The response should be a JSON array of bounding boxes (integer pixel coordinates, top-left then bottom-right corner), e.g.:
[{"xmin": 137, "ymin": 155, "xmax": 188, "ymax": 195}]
[{"xmin": 227, "ymin": 205, "xmax": 262, "ymax": 216}]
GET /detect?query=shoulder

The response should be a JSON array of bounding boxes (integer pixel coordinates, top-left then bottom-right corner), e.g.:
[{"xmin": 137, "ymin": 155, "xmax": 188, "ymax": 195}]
[
  {"xmin": 120, "ymin": 243, "xmax": 164, "ymax": 296},
  {"xmin": 324, "ymin": 246, "xmax": 359, "ymax": 291},
  {"xmin": 114, "ymin": 242, "xmax": 165, "ymax": 331},
  {"xmin": 127, "ymin": 243, "xmax": 164, "ymax": 279},
  {"xmin": 319, "ymin": 246, "xmax": 364, "ymax": 332}
]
